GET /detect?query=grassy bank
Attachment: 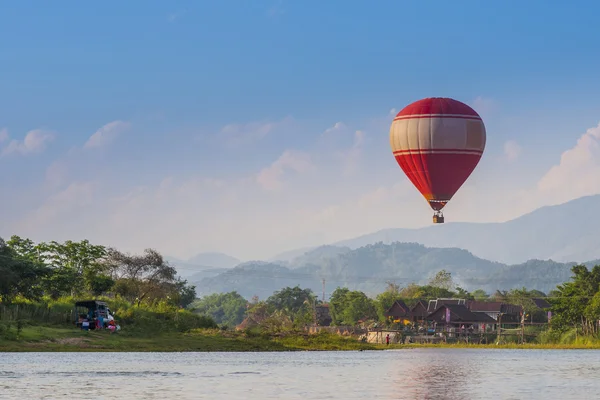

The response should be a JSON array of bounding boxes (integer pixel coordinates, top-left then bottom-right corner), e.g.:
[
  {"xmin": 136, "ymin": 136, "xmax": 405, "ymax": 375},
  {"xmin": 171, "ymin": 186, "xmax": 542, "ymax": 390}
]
[
  {"xmin": 3, "ymin": 324, "xmax": 600, "ymax": 352},
  {"xmin": 0, "ymin": 324, "xmax": 390, "ymax": 352}
]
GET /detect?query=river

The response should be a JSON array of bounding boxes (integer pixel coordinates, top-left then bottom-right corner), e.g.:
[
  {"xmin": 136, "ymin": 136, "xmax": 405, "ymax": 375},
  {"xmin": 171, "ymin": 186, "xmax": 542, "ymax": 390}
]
[{"xmin": 1, "ymin": 349, "xmax": 599, "ymax": 399}]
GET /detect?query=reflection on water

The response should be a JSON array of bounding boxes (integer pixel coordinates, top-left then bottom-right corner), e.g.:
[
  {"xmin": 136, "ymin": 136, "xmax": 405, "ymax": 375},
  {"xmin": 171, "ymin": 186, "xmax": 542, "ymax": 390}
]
[{"xmin": 1, "ymin": 349, "xmax": 599, "ymax": 399}]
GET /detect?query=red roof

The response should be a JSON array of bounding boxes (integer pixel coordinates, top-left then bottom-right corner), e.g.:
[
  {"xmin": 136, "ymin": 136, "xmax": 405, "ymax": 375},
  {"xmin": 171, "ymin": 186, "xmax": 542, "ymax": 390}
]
[{"xmin": 396, "ymin": 97, "xmax": 481, "ymax": 119}]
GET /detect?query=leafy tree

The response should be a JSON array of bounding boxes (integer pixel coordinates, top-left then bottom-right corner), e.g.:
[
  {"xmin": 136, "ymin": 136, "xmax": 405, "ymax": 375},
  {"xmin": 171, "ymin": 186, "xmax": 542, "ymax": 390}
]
[
  {"xmin": 266, "ymin": 286, "xmax": 316, "ymax": 324},
  {"xmin": 175, "ymin": 281, "xmax": 197, "ymax": 308},
  {"xmin": 0, "ymin": 237, "xmax": 51, "ymax": 302},
  {"xmin": 375, "ymin": 281, "xmax": 403, "ymax": 322},
  {"xmin": 549, "ymin": 265, "xmax": 600, "ymax": 334},
  {"xmin": 471, "ymin": 289, "xmax": 489, "ymax": 301},
  {"xmin": 192, "ymin": 291, "xmax": 248, "ymax": 326},
  {"xmin": 428, "ymin": 269, "xmax": 455, "ymax": 291},
  {"xmin": 329, "ymin": 287, "xmax": 377, "ymax": 326},
  {"xmin": 105, "ymin": 248, "xmax": 179, "ymax": 305}
]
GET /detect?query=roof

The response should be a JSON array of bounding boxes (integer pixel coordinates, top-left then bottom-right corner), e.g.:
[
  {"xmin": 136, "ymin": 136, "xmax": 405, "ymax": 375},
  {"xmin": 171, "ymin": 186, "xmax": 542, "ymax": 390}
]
[
  {"xmin": 410, "ymin": 300, "xmax": 429, "ymax": 317},
  {"xmin": 427, "ymin": 298, "xmax": 466, "ymax": 313},
  {"xmin": 385, "ymin": 300, "xmax": 411, "ymax": 318},
  {"xmin": 426, "ymin": 304, "xmax": 496, "ymax": 324},
  {"xmin": 467, "ymin": 301, "xmax": 522, "ymax": 315},
  {"xmin": 532, "ymin": 298, "xmax": 551, "ymax": 309},
  {"xmin": 395, "ymin": 97, "xmax": 481, "ymax": 119}
]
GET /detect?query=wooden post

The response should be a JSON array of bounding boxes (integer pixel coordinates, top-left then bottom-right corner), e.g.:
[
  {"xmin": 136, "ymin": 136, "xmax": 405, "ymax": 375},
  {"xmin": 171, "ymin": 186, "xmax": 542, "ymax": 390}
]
[
  {"xmin": 496, "ymin": 313, "xmax": 502, "ymax": 344},
  {"xmin": 521, "ymin": 312, "xmax": 525, "ymax": 345}
]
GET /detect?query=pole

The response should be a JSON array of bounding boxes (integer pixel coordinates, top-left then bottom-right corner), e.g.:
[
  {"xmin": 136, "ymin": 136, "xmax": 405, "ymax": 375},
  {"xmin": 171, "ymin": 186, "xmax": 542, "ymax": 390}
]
[
  {"xmin": 496, "ymin": 313, "xmax": 502, "ymax": 344},
  {"xmin": 521, "ymin": 312, "xmax": 525, "ymax": 345},
  {"xmin": 321, "ymin": 278, "xmax": 326, "ymax": 302}
]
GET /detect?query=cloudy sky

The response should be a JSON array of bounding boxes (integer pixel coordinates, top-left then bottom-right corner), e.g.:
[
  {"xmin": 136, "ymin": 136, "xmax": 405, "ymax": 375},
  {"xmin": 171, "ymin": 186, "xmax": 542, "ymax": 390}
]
[{"xmin": 2, "ymin": 1, "xmax": 600, "ymax": 261}]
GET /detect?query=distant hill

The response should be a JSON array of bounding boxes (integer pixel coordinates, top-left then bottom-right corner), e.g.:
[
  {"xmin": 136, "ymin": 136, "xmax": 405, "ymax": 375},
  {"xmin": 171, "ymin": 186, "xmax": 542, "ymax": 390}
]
[
  {"xmin": 187, "ymin": 252, "xmax": 241, "ymax": 268},
  {"xmin": 327, "ymin": 195, "xmax": 600, "ymax": 265},
  {"xmin": 166, "ymin": 252, "xmax": 240, "ymax": 278},
  {"xmin": 193, "ymin": 242, "xmax": 594, "ymax": 300}
]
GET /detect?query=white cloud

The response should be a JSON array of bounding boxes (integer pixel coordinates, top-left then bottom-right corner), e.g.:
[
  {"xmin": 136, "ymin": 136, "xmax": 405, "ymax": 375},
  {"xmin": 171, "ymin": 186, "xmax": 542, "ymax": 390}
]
[
  {"xmin": 218, "ymin": 116, "xmax": 294, "ymax": 147},
  {"xmin": 504, "ymin": 140, "xmax": 522, "ymax": 161},
  {"xmin": 536, "ymin": 122, "xmax": 600, "ymax": 204},
  {"xmin": 0, "ymin": 128, "xmax": 8, "ymax": 143},
  {"xmin": 1, "ymin": 129, "xmax": 54, "ymax": 156},
  {"xmin": 13, "ymin": 109, "xmax": 598, "ymax": 262},
  {"xmin": 470, "ymin": 96, "xmax": 496, "ymax": 119},
  {"xmin": 83, "ymin": 120, "xmax": 131, "ymax": 149},
  {"xmin": 256, "ymin": 150, "xmax": 314, "ymax": 191},
  {"xmin": 44, "ymin": 160, "xmax": 69, "ymax": 189}
]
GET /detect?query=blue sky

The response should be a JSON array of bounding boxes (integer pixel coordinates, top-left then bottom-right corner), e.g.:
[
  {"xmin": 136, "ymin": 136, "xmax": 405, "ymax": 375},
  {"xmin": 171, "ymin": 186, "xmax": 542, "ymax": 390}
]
[{"xmin": 2, "ymin": 1, "xmax": 600, "ymax": 260}]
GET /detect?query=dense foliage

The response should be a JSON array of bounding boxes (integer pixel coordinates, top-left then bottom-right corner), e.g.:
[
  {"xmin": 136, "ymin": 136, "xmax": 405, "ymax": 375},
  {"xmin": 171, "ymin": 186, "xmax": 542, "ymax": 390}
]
[{"xmin": 0, "ymin": 235, "xmax": 196, "ymax": 309}]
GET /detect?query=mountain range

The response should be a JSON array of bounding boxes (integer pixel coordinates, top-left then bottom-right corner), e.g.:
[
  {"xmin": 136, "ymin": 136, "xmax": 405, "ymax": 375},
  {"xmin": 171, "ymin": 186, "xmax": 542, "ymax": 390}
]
[{"xmin": 167, "ymin": 194, "xmax": 600, "ymax": 300}]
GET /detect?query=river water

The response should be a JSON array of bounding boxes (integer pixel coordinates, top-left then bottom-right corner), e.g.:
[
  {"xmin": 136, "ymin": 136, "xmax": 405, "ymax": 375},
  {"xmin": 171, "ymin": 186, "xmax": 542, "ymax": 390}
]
[{"xmin": 1, "ymin": 349, "xmax": 599, "ymax": 399}]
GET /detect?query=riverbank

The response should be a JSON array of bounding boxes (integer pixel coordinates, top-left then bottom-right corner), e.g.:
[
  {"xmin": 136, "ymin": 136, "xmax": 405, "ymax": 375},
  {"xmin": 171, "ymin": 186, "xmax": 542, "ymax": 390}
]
[
  {"xmin": 3, "ymin": 325, "xmax": 600, "ymax": 351},
  {"xmin": 0, "ymin": 326, "xmax": 389, "ymax": 352}
]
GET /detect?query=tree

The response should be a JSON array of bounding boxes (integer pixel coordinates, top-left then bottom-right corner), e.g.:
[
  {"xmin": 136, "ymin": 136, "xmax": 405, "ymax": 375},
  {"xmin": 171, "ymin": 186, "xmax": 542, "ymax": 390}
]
[
  {"xmin": 428, "ymin": 270, "xmax": 455, "ymax": 291},
  {"xmin": 375, "ymin": 281, "xmax": 403, "ymax": 322},
  {"xmin": 549, "ymin": 265, "xmax": 600, "ymax": 334},
  {"xmin": 37, "ymin": 239, "xmax": 108, "ymax": 297},
  {"xmin": 105, "ymin": 248, "xmax": 178, "ymax": 305},
  {"xmin": 329, "ymin": 287, "xmax": 377, "ymax": 326},
  {"xmin": 0, "ymin": 237, "xmax": 51, "ymax": 302},
  {"xmin": 266, "ymin": 286, "xmax": 317, "ymax": 323},
  {"xmin": 471, "ymin": 289, "xmax": 489, "ymax": 301},
  {"xmin": 192, "ymin": 291, "xmax": 248, "ymax": 326}
]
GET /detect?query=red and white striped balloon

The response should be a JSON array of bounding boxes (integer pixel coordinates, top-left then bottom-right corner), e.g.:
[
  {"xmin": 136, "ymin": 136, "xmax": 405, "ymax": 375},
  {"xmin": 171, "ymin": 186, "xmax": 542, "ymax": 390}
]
[{"xmin": 389, "ymin": 97, "xmax": 486, "ymax": 212}]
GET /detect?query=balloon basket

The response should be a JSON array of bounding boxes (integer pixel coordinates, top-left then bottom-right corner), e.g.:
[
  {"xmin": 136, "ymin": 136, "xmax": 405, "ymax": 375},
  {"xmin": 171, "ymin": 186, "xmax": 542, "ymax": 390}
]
[{"xmin": 432, "ymin": 213, "xmax": 445, "ymax": 224}]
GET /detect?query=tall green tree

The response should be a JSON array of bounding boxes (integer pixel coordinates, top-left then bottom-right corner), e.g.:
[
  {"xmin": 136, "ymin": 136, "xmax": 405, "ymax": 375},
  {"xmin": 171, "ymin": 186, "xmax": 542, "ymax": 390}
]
[
  {"xmin": 192, "ymin": 291, "xmax": 248, "ymax": 326},
  {"xmin": 329, "ymin": 287, "xmax": 377, "ymax": 326},
  {"xmin": 549, "ymin": 265, "xmax": 600, "ymax": 334},
  {"xmin": 0, "ymin": 237, "xmax": 51, "ymax": 302}
]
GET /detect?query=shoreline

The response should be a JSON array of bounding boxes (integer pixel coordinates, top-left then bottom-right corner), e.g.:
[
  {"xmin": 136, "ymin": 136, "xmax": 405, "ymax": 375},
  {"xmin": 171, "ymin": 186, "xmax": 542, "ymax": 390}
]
[{"xmin": 2, "ymin": 326, "xmax": 600, "ymax": 352}]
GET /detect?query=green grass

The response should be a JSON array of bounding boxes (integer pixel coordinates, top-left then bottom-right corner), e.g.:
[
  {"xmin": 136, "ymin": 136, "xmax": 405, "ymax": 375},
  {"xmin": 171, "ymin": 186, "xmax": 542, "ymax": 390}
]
[
  {"xmin": 3, "ymin": 324, "xmax": 600, "ymax": 352},
  {"xmin": 0, "ymin": 325, "xmax": 385, "ymax": 352}
]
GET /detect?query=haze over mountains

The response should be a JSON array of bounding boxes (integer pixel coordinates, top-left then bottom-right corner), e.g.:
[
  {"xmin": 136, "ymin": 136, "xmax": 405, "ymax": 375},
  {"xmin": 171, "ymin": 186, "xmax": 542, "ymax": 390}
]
[{"xmin": 168, "ymin": 195, "xmax": 600, "ymax": 300}]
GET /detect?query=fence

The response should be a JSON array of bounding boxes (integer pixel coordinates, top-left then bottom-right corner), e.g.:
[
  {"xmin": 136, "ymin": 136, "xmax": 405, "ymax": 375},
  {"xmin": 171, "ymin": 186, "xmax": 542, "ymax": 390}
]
[{"xmin": 0, "ymin": 303, "xmax": 73, "ymax": 325}]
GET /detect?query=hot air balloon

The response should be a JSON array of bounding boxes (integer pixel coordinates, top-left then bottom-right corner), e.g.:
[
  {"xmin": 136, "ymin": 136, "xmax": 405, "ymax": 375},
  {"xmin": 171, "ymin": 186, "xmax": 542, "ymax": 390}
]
[{"xmin": 389, "ymin": 97, "xmax": 486, "ymax": 223}]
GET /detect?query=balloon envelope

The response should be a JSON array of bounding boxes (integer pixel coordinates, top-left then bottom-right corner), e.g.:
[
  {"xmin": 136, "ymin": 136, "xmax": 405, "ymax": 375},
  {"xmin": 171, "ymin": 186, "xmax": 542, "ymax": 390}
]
[{"xmin": 389, "ymin": 97, "xmax": 486, "ymax": 211}]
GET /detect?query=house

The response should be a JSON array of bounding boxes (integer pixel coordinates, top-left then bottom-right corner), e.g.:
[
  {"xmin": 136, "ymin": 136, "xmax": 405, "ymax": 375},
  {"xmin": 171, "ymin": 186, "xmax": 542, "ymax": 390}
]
[
  {"xmin": 410, "ymin": 300, "xmax": 429, "ymax": 323},
  {"xmin": 385, "ymin": 300, "xmax": 411, "ymax": 321},
  {"xmin": 426, "ymin": 298, "xmax": 466, "ymax": 313},
  {"xmin": 532, "ymin": 298, "xmax": 551, "ymax": 310},
  {"xmin": 467, "ymin": 301, "xmax": 522, "ymax": 323},
  {"xmin": 425, "ymin": 304, "xmax": 497, "ymax": 332}
]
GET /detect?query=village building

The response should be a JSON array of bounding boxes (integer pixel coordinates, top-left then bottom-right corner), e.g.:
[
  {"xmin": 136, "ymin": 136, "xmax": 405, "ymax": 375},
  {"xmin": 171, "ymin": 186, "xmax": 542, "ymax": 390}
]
[
  {"xmin": 425, "ymin": 304, "xmax": 497, "ymax": 333},
  {"xmin": 384, "ymin": 300, "xmax": 411, "ymax": 322},
  {"xmin": 410, "ymin": 300, "xmax": 429, "ymax": 323},
  {"xmin": 426, "ymin": 298, "xmax": 466, "ymax": 313},
  {"xmin": 467, "ymin": 301, "xmax": 522, "ymax": 323}
]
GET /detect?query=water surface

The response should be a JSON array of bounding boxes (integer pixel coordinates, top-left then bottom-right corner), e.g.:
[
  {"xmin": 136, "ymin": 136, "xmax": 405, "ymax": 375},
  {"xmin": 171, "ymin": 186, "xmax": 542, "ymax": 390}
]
[{"xmin": 1, "ymin": 349, "xmax": 599, "ymax": 399}]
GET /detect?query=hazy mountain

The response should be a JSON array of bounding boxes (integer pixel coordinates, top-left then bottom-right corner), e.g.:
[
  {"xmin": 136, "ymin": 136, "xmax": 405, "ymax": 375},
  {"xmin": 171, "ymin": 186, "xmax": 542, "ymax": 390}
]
[
  {"xmin": 328, "ymin": 195, "xmax": 600, "ymax": 265},
  {"xmin": 187, "ymin": 252, "xmax": 241, "ymax": 268},
  {"xmin": 193, "ymin": 242, "xmax": 593, "ymax": 300},
  {"xmin": 269, "ymin": 246, "xmax": 318, "ymax": 262},
  {"xmin": 166, "ymin": 252, "xmax": 240, "ymax": 278}
]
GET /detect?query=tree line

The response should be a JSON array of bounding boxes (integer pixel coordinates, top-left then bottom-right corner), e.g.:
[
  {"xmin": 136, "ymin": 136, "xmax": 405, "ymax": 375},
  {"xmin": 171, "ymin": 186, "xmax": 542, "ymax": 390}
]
[
  {"xmin": 3, "ymin": 234, "xmax": 599, "ymax": 339},
  {"xmin": 0, "ymin": 235, "xmax": 196, "ymax": 309},
  {"xmin": 192, "ymin": 267, "xmax": 600, "ymax": 337}
]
